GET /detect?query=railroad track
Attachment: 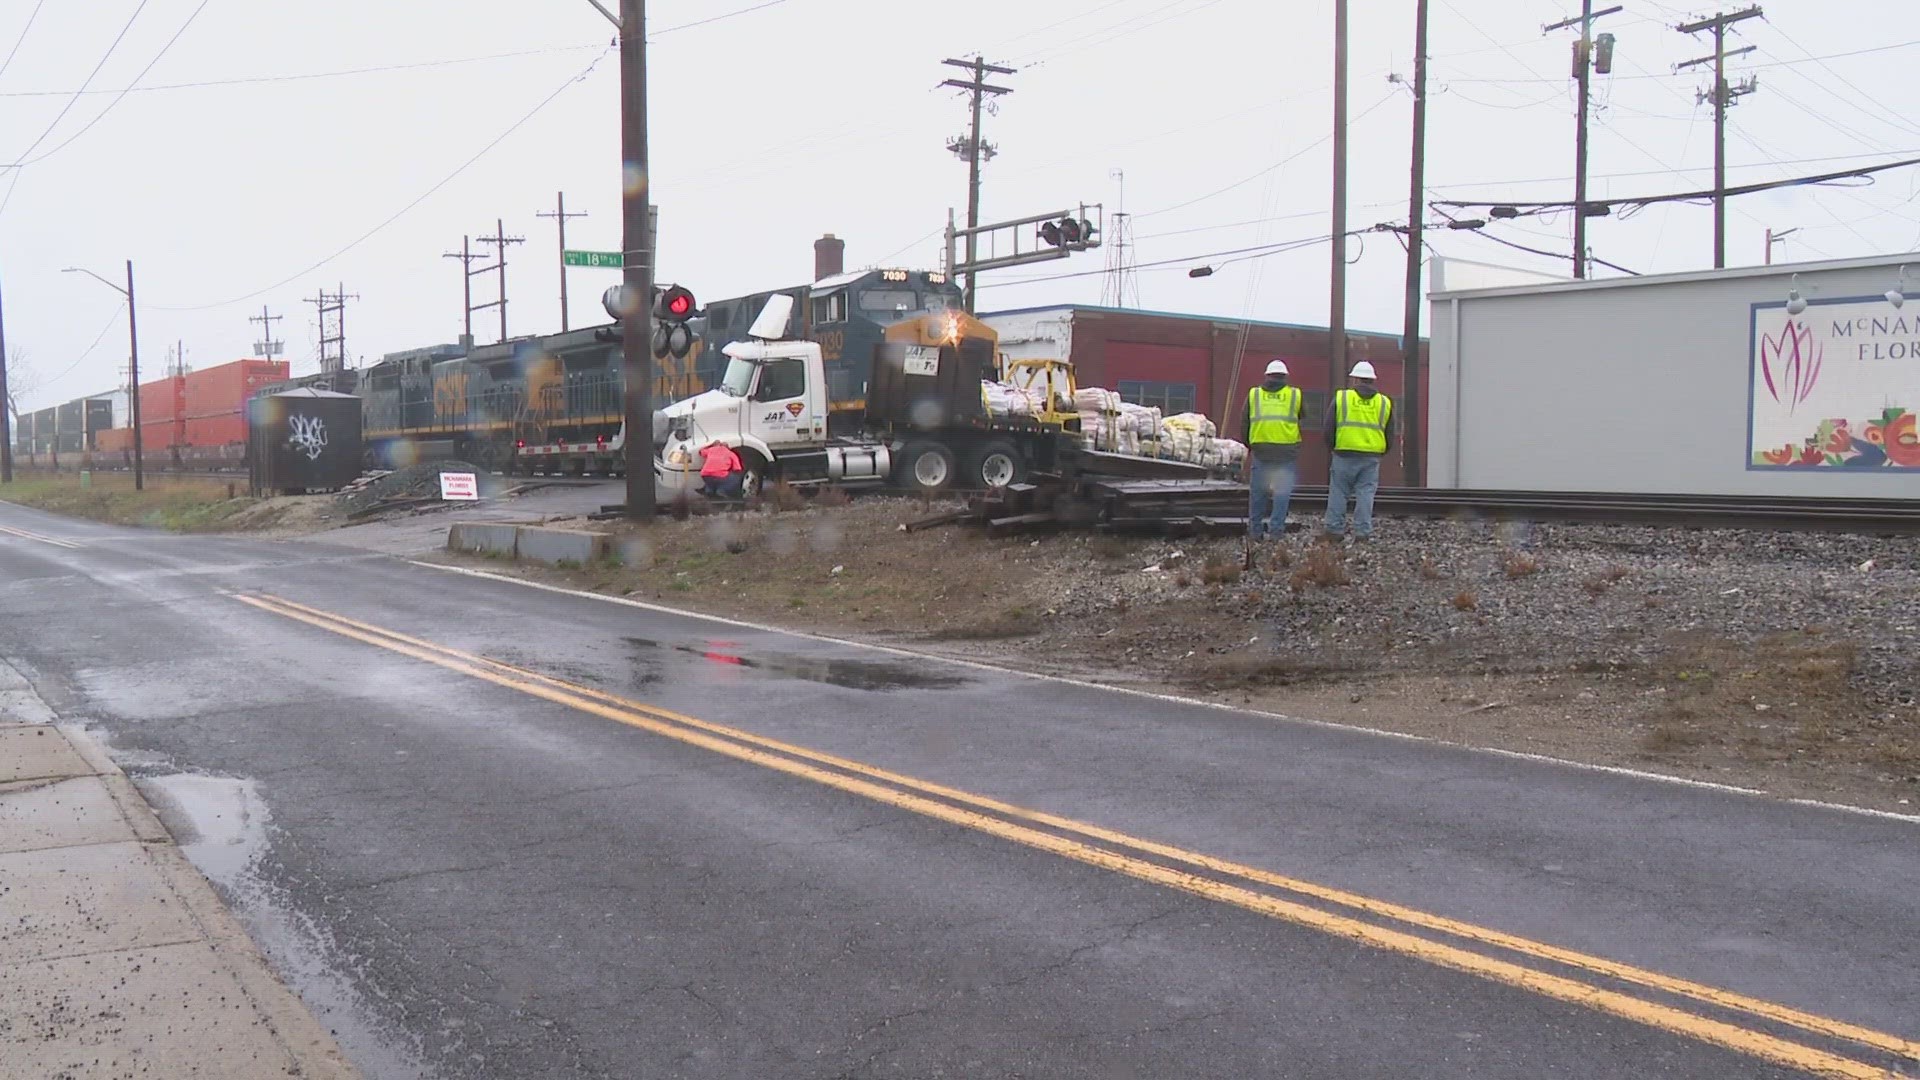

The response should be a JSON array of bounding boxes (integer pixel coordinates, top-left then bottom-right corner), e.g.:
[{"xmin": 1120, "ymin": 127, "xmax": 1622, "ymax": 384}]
[{"xmin": 983, "ymin": 480, "xmax": 1920, "ymax": 537}]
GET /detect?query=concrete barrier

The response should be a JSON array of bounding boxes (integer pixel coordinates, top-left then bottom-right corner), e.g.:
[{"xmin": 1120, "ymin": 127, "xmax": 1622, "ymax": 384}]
[
  {"xmin": 446, "ymin": 522, "xmax": 520, "ymax": 559},
  {"xmin": 513, "ymin": 526, "xmax": 610, "ymax": 567},
  {"xmin": 445, "ymin": 523, "xmax": 609, "ymax": 567}
]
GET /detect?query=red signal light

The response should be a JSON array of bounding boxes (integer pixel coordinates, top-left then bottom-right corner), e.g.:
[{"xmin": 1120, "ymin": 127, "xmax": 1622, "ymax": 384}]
[{"xmin": 668, "ymin": 294, "xmax": 692, "ymax": 317}]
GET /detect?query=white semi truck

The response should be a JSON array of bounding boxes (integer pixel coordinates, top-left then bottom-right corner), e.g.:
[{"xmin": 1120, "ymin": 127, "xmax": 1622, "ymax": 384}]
[{"xmin": 654, "ymin": 296, "xmax": 1082, "ymax": 497}]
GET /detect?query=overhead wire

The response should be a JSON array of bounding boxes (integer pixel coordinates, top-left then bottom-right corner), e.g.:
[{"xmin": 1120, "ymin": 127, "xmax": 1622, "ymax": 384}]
[
  {"xmin": 150, "ymin": 44, "xmax": 616, "ymax": 312},
  {"xmin": 979, "ymin": 232, "xmax": 1345, "ymax": 289},
  {"xmin": 1137, "ymin": 91, "xmax": 1399, "ymax": 218},
  {"xmin": 40, "ymin": 305, "xmax": 126, "ymax": 390},
  {"xmin": 8, "ymin": 0, "xmax": 212, "ymax": 170},
  {"xmin": 0, "ymin": 0, "xmax": 48, "ymax": 82},
  {"xmin": 0, "ymin": 44, "xmax": 606, "ymax": 97},
  {"xmin": 651, "ymin": 0, "xmax": 797, "ymax": 37},
  {"xmin": 4, "ymin": 0, "xmax": 152, "ymax": 169}
]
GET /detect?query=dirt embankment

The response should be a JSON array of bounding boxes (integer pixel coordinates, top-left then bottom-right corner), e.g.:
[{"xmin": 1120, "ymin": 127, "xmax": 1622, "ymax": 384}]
[{"xmin": 447, "ymin": 496, "xmax": 1920, "ymax": 814}]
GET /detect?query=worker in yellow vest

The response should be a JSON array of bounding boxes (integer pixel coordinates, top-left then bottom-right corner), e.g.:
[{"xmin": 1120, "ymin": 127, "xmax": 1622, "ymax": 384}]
[
  {"xmin": 1241, "ymin": 359, "xmax": 1303, "ymax": 540},
  {"xmin": 1322, "ymin": 360, "xmax": 1394, "ymax": 543}
]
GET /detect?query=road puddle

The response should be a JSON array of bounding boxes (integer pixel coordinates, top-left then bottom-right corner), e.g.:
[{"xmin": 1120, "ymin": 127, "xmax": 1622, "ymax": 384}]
[
  {"xmin": 139, "ymin": 772, "xmax": 432, "ymax": 1080},
  {"xmin": 625, "ymin": 637, "xmax": 965, "ymax": 691}
]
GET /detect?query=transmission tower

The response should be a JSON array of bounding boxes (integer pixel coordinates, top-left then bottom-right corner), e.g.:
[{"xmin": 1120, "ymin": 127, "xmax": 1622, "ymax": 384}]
[{"xmin": 1101, "ymin": 169, "xmax": 1140, "ymax": 308}]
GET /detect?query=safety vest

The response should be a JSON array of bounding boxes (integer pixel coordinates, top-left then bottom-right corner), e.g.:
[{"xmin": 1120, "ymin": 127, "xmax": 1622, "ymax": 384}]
[
  {"xmin": 1332, "ymin": 388, "xmax": 1392, "ymax": 454},
  {"xmin": 1247, "ymin": 385, "xmax": 1303, "ymax": 445}
]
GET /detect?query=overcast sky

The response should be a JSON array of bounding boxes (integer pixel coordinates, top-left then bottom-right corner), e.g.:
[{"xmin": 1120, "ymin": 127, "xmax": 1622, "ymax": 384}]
[{"xmin": 3, "ymin": 0, "xmax": 1915, "ymax": 410}]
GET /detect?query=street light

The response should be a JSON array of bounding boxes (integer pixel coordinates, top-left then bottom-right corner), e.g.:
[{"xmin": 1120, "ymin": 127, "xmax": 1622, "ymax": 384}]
[{"xmin": 61, "ymin": 261, "xmax": 143, "ymax": 491}]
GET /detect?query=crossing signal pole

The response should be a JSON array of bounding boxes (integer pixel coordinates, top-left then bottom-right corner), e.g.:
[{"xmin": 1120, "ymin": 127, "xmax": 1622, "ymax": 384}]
[
  {"xmin": 1330, "ymin": 0, "xmax": 1351, "ymax": 387},
  {"xmin": 1677, "ymin": 7, "xmax": 1763, "ymax": 269},
  {"xmin": 1546, "ymin": 2, "xmax": 1622, "ymax": 279},
  {"xmin": 537, "ymin": 191, "xmax": 590, "ymax": 333},
  {"xmin": 942, "ymin": 56, "xmax": 1015, "ymax": 313}
]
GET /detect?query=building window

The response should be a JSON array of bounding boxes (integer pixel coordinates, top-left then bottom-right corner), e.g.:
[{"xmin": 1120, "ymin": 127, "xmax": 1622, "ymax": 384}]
[{"xmin": 1117, "ymin": 379, "xmax": 1197, "ymax": 415}]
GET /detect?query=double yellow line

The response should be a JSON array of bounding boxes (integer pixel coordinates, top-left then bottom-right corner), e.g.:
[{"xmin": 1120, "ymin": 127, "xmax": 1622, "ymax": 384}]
[
  {"xmin": 238, "ymin": 591, "xmax": 1913, "ymax": 1079},
  {"xmin": 0, "ymin": 523, "xmax": 82, "ymax": 549}
]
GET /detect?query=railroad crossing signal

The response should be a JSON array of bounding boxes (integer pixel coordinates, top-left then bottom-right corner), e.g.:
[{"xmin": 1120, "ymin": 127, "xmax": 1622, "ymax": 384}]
[
  {"xmin": 1039, "ymin": 215, "xmax": 1096, "ymax": 249},
  {"xmin": 652, "ymin": 284, "xmax": 698, "ymax": 360}
]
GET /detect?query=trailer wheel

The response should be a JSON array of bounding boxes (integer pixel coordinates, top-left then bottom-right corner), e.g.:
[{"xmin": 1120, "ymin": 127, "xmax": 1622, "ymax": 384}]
[
  {"xmin": 967, "ymin": 439, "xmax": 1024, "ymax": 490},
  {"xmin": 899, "ymin": 441, "xmax": 957, "ymax": 492}
]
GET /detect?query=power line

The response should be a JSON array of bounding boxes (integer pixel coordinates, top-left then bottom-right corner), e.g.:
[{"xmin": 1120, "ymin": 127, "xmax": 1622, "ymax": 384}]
[
  {"xmin": 1136, "ymin": 90, "xmax": 1398, "ymax": 218},
  {"xmin": 979, "ymin": 231, "xmax": 1346, "ymax": 289},
  {"xmin": 1428, "ymin": 147, "xmax": 1920, "ymax": 191},
  {"xmin": 1432, "ymin": 154, "xmax": 1920, "ymax": 213},
  {"xmin": 1453, "ymin": 224, "xmax": 1641, "ymax": 275},
  {"xmin": 151, "ymin": 45, "xmax": 614, "ymax": 312},
  {"xmin": 7, "ymin": 0, "xmax": 211, "ymax": 170},
  {"xmin": 40, "ymin": 305, "xmax": 125, "ymax": 390},
  {"xmin": 0, "ymin": 0, "xmax": 48, "ymax": 82},
  {"xmin": 651, "ymin": 0, "xmax": 796, "ymax": 37},
  {"xmin": 4, "ymin": 0, "xmax": 151, "ymax": 169},
  {"xmin": 1445, "ymin": 38, "xmax": 1920, "ymax": 82},
  {"xmin": 0, "ymin": 44, "xmax": 605, "ymax": 98}
]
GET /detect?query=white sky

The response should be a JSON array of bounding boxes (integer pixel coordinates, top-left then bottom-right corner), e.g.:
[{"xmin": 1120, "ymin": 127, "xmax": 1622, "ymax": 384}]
[{"xmin": 3, "ymin": 0, "xmax": 1915, "ymax": 410}]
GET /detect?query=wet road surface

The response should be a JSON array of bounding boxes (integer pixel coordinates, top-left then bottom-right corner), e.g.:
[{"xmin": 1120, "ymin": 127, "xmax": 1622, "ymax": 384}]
[{"xmin": 2, "ymin": 500, "xmax": 1916, "ymax": 1079}]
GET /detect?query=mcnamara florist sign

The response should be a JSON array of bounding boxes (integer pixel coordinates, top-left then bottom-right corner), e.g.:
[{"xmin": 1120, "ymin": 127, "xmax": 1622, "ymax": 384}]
[{"xmin": 1748, "ymin": 295, "xmax": 1920, "ymax": 471}]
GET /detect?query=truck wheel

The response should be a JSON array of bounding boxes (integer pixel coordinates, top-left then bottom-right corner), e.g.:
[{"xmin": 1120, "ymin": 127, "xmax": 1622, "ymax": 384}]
[
  {"xmin": 899, "ymin": 441, "xmax": 957, "ymax": 492},
  {"xmin": 967, "ymin": 439, "xmax": 1024, "ymax": 490}
]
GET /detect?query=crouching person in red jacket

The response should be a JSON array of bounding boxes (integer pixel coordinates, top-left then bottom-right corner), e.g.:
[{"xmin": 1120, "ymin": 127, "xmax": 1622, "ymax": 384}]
[{"xmin": 698, "ymin": 441, "xmax": 745, "ymax": 498}]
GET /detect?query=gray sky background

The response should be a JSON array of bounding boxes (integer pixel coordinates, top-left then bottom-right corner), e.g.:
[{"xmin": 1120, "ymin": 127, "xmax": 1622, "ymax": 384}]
[{"xmin": 3, "ymin": 0, "xmax": 1915, "ymax": 410}]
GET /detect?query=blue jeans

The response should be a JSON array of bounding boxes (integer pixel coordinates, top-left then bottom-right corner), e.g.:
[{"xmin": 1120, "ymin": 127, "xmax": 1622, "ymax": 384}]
[
  {"xmin": 700, "ymin": 473, "xmax": 744, "ymax": 498},
  {"xmin": 1248, "ymin": 455, "xmax": 1297, "ymax": 540},
  {"xmin": 1325, "ymin": 453, "xmax": 1381, "ymax": 538}
]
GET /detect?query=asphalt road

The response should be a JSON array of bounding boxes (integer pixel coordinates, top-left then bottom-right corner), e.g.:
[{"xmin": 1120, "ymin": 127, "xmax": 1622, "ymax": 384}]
[{"xmin": 3, "ymin": 499, "xmax": 1916, "ymax": 1080}]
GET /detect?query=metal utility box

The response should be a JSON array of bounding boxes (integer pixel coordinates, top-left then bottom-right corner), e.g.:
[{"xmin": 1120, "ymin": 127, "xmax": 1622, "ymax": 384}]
[
  {"xmin": 248, "ymin": 388, "xmax": 364, "ymax": 494},
  {"xmin": 867, "ymin": 336, "xmax": 997, "ymax": 431}
]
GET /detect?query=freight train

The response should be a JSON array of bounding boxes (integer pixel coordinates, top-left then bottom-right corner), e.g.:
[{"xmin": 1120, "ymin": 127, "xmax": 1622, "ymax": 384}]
[{"xmin": 11, "ymin": 266, "xmax": 965, "ymax": 477}]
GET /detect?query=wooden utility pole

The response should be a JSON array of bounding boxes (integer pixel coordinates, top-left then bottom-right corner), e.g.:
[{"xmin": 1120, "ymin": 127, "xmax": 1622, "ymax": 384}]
[
  {"xmin": 1765, "ymin": 226, "xmax": 1798, "ymax": 265},
  {"xmin": 618, "ymin": 0, "xmax": 657, "ymax": 521},
  {"xmin": 126, "ymin": 261, "xmax": 143, "ymax": 492},
  {"xmin": 0, "ymin": 266, "xmax": 11, "ymax": 484},
  {"xmin": 1546, "ymin": 2, "xmax": 1621, "ymax": 279},
  {"xmin": 1329, "ymin": 0, "xmax": 1350, "ymax": 388},
  {"xmin": 443, "ymin": 237, "xmax": 482, "ymax": 348},
  {"xmin": 942, "ymin": 56, "xmax": 1015, "ymax": 313},
  {"xmin": 1677, "ymin": 7, "xmax": 1762, "ymax": 269},
  {"xmin": 537, "ymin": 191, "xmax": 589, "ymax": 333},
  {"xmin": 1400, "ymin": 0, "xmax": 1429, "ymax": 486},
  {"xmin": 475, "ymin": 219, "xmax": 526, "ymax": 344}
]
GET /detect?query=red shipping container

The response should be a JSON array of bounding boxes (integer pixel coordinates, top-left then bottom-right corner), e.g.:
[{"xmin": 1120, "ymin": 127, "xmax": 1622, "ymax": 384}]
[
  {"xmin": 183, "ymin": 413, "xmax": 246, "ymax": 448},
  {"xmin": 95, "ymin": 427, "xmax": 132, "ymax": 453}
]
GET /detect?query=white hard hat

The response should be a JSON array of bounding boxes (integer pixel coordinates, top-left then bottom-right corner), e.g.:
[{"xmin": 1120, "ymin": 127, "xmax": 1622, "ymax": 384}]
[
  {"xmin": 1264, "ymin": 359, "xmax": 1289, "ymax": 376},
  {"xmin": 1349, "ymin": 361, "xmax": 1378, "ymax": 380}
]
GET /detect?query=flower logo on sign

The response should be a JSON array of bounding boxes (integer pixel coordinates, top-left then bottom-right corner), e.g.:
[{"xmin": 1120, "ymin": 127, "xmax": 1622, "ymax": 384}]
[
  {"xmin": 288, "ymin": 415, "xmax": 328, "ymax": 461},
  {"xmin": 1759, "ymin": 320, "xmax": 1822, "ymax": 413}
]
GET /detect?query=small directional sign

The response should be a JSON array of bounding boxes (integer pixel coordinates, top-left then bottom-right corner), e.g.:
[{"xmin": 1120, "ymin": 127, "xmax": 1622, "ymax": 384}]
[{"xmin": 562, "ymin": 250, "xmax": 623, "ymax": 268}]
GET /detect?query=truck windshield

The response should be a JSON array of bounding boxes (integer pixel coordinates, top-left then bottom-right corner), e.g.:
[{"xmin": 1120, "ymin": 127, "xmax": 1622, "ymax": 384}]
[{"xmin": 718, "ymin": 357, "xmax": 757, "ymax": 397}]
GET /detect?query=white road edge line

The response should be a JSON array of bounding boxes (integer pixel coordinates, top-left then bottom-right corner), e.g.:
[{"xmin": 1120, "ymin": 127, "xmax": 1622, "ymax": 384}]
[{"xmin": 410, "ymin": 559, "xmax": 1920, "ymax": 827}]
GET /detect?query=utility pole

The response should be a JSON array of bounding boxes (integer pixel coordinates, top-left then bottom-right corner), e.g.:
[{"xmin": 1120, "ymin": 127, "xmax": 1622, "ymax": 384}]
[
  {"xmin": 1546, "ymin": 2, "xmax": 1622, "ymax": 279},
  {"xmin": 1400, "ymin": 0, "xmax": 1429, "ymax": 486},
  {"xmin": 942, "ymin": 56, "xmax": 1014, "ymax": 313},
  {"xmin": 474, "ymin": 219, "xmax": 526, "ymax": 344},
  {"xmin": 249, "ymin": 305, "xmax": 284, "ymax": 363},
  {"xmin": 304, "ymin": 285, "xmax": 357, "ymax": 378},
  {"xmin": 443, "ymin": 237, "xmax": 482, "ymax": 349},
  {"xmin": 538, "ymin": 192, "xmax": 589, "ymax": 333},
  {"xmin": 0, "ymin": 266, "xmax": 11, "ymax": 484},
  {"xmin": 1677, "ymin": 7, "xmax": 1762, "ymax": 269},
  {"xmin": 1765, "ymin": 226, "xmax": 1798, "ymax": 265},
  {"xmin": 126, "ymin": 261, "xmax": 143, "ymax": 492},
  {"xmin": 617, "ymin": 0, "xmax": 656, "ymax": 522},
  {"xmin": 1329, "ymin": 0, "xmax": 1350, "ymax": 389}
]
